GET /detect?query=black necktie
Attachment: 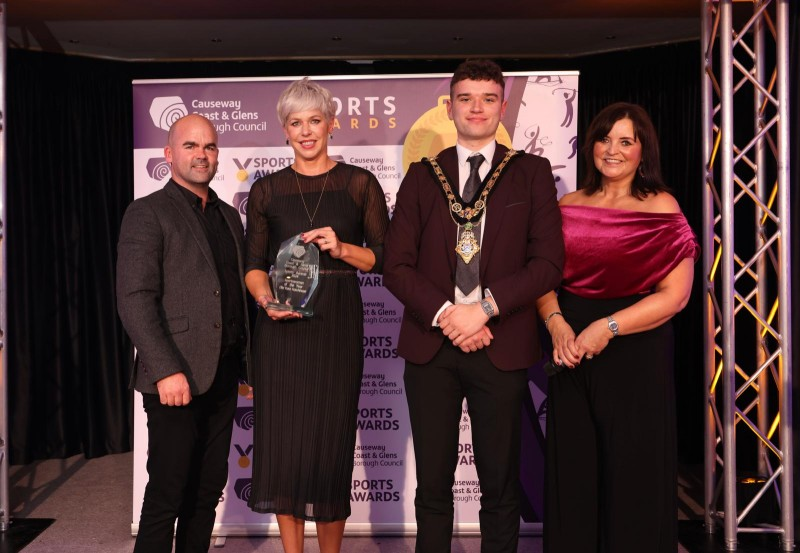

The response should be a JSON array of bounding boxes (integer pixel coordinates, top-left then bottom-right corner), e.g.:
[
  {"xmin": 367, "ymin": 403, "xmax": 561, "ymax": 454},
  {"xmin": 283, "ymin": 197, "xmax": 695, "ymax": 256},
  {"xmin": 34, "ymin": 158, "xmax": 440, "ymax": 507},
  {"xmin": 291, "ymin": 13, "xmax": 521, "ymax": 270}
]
[
  {"xmin": 462, "ymin": 154, "xmax": 484, "ymax": 203},
  {"xmin": 455, "ymin": 154, "xmax": 484, "ymax": 297}
]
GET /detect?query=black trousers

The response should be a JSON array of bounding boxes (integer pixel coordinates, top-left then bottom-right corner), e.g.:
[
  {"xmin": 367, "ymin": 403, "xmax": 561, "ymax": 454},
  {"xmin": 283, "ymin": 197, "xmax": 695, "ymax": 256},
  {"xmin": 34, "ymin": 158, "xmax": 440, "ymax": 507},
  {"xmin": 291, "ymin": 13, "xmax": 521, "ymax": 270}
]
[
  {"xmin": 404, "ymin": 342, "xmax": 529, "ymax": 553},
  {"xmin": 134, "ymin": 353, "xmax": 239, "ymax": 553},
  {"xmin": 544, "ymin": 292, "xmax": 677, "ymax": 553}
]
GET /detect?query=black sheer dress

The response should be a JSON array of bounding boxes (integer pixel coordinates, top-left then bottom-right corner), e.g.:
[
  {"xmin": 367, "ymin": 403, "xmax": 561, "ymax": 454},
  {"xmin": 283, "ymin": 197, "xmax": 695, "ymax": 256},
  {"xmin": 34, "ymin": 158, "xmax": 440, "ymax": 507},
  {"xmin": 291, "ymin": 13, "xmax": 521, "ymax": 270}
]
[{"xmin": 245, "ymin": 163, "xmax": 389, "ymax": 521}]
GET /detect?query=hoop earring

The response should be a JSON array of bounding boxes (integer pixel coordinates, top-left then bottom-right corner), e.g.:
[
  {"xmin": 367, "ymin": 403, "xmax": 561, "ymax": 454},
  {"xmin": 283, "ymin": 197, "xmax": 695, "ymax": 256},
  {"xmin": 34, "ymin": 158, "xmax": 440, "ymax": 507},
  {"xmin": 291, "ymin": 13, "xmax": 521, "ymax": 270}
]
[{"xmin": 638, "ymin": 165, "xmax": 645, "ymax": 178}]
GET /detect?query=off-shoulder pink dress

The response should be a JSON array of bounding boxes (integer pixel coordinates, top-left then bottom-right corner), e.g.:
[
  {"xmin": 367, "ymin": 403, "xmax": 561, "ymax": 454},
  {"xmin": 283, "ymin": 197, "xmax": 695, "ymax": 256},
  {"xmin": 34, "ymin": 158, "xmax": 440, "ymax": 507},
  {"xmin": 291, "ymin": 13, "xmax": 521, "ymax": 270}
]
[{"xmin": 544, "ymin": 205, "xmax": 699, "ymax": 553}]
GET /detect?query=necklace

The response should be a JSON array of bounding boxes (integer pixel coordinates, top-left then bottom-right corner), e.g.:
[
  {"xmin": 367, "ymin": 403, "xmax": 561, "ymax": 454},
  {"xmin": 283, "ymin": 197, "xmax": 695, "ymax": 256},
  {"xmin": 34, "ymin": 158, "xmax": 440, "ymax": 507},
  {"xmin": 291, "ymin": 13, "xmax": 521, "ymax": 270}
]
[{"xmin": 294, "ymin": 164, "xmax": 331, "ymax": 228}]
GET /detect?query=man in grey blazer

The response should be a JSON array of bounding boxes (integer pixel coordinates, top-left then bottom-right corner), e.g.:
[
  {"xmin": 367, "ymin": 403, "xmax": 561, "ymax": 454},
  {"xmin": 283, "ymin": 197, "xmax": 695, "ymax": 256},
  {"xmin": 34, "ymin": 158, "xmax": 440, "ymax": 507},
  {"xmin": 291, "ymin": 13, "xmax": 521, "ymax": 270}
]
[{"xmin": 117, "ymin": 114, "xmax": 250, "ymax": 553}]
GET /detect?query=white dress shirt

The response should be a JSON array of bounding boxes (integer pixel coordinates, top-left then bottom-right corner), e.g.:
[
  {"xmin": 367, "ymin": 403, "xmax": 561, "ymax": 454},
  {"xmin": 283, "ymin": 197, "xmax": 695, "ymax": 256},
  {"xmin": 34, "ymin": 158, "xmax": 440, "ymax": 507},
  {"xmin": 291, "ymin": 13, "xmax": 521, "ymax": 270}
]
[{"xmin": 432, "ymin": 141, "xmax": 498, "ymax": 326}]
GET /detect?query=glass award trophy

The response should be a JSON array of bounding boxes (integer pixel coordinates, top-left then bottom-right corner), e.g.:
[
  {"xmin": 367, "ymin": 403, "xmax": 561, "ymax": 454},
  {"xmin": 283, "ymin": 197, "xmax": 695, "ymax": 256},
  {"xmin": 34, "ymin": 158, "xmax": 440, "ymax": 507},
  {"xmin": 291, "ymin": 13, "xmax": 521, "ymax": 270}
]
[{"xmin": 267, "ymin": 233, "xmax": 320, "ymax": 317}]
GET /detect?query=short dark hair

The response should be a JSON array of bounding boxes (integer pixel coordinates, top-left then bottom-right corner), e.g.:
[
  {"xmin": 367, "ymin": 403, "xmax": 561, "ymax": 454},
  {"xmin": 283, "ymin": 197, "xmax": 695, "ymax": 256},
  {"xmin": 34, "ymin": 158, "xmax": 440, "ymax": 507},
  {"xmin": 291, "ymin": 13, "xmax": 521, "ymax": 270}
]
[
  {"xmin": 580, "ymin": 102, "xmax": 670, "ymax": 199},
  {"xmin": 450, "ymin": 59, "xmax": 505, "ymax": 96}
]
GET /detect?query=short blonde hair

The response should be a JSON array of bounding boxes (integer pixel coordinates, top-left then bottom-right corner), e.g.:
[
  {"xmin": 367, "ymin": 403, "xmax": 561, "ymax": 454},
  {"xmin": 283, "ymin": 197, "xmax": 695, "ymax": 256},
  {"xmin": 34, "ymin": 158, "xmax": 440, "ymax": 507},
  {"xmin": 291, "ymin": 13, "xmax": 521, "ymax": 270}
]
[{"xmin": 276, "ymin": 77, "xmax": 336, "ymax": 126}]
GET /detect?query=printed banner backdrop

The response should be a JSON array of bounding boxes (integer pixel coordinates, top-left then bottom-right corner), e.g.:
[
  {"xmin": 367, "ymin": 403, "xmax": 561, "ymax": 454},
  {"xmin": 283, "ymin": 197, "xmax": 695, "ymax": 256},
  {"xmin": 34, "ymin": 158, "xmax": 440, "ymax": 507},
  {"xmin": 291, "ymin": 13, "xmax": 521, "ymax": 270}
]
[{"xmin": 131, "ymin": 71, "xmax": 579, "ymax": 536}]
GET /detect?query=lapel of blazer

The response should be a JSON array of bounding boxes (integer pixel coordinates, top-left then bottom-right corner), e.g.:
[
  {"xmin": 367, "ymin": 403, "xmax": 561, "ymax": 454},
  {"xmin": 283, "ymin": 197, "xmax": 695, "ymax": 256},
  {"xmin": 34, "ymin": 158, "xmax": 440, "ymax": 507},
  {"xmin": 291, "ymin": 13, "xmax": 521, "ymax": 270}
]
[
  {"xmin": 435, "ymin": 147, "xmax": 460, "ymax": 276},
  {"xmin": 164, "ymin": 181, "xmax": 219, "ymax": 279},
  {"xmin": 480, "ymin": 143, "xmax": 513, "ymax": 273}
]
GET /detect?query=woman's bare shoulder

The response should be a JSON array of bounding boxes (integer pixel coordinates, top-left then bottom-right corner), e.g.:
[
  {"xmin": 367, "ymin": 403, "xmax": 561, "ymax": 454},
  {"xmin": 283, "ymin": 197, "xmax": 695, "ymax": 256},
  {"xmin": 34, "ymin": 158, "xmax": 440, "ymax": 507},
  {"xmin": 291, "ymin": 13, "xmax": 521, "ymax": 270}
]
[
  {"xmin": 558, "ymin": 190, "xmax": 590, "ymax": 206},
  {"xmin": 640, "ymin": 191, "xmax": 681, "ymax": 214}
]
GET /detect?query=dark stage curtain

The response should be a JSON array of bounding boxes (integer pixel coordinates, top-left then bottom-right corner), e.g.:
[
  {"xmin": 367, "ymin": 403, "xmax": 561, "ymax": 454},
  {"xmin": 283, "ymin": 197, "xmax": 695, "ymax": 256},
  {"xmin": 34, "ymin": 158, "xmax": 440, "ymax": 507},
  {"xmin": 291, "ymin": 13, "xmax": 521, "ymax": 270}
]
[
  {"xmin": 7, "ymin": 51, "xmax": 134, "ymax": 463},
  {"xmin": 6, "ymin": 42, "xmax": 704, "ymax": 463}
]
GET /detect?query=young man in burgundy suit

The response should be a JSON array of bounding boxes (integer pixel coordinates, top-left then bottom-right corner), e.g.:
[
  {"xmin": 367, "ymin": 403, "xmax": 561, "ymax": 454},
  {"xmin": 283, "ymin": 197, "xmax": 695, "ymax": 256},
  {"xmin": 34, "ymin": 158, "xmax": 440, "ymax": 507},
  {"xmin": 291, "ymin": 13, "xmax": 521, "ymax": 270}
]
[{"xmin": 384, "ymin": 59, "xmax": 564, "ymax": 552}]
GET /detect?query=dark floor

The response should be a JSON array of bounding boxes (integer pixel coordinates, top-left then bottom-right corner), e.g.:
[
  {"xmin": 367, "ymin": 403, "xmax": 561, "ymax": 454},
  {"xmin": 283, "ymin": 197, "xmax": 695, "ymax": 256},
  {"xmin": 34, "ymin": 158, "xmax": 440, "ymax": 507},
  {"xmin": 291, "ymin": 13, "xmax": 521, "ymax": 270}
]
[
  {"xmin": 4, "ymin": 454, "xmax": 794, "ymax": 552},
  {"xmin": 678, "ymin": 520, "xmax": 791, "ymax": 553},
  {"xmin": 0, "ymin": 519, "xmax": 53, "ymax": 553}
]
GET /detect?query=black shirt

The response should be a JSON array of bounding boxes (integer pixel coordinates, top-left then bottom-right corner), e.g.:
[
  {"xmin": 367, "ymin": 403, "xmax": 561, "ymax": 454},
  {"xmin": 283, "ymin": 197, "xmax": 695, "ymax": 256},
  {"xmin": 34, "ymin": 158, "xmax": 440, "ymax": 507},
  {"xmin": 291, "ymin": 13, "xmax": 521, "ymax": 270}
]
[{"xmin": 172, "ymin": 180, "xmax": 246, "ymax": 356}]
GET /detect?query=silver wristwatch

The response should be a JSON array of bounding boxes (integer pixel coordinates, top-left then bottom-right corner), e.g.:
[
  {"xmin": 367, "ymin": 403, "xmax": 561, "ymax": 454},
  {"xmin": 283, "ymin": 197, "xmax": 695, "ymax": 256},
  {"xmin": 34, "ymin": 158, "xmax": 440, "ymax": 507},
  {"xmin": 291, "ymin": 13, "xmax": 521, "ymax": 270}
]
[
  {"xmin": 480, "ymin": 299, "xmax": 496, "ymax": 318},
  {"xmin": 607, "ymin": 315, "xmax": 619, "ymax": 337}
]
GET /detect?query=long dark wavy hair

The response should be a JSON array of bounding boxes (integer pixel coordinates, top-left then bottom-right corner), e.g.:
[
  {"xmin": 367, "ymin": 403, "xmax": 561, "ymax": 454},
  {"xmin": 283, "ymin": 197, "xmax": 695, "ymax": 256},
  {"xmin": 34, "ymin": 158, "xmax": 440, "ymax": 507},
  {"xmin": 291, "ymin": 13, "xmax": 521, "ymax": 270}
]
[{"xmin": 580, "ymin": 102, "xmax": 670, "ymax": 199}]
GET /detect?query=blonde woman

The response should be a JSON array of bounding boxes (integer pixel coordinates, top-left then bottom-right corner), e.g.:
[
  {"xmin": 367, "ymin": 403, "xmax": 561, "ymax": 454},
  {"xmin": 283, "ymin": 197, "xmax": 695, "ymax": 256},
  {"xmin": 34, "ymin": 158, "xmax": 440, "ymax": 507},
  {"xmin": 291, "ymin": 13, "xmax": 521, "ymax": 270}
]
[{"xmin": 244, "ymin": 78, "xmax": 389, "ymax": 552}]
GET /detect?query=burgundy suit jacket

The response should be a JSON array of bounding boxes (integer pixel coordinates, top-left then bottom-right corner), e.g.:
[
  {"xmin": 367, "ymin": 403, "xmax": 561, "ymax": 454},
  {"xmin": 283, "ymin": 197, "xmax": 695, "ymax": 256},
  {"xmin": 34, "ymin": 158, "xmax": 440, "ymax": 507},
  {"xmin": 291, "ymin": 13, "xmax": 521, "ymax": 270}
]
[{"xmin": 383, "ymin": 144, "xmax": 564, "ymax": 370}]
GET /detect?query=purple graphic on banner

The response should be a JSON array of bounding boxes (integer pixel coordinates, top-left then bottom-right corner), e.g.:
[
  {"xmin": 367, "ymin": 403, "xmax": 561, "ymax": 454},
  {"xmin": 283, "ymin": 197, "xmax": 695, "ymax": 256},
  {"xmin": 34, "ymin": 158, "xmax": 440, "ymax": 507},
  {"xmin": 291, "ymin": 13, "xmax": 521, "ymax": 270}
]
[
  {"xmin": 232, "ymin": 192, "xmax": 249, "ymax": 217},
  {"xmin": 233, "ymin": 478, "xmax": 252, "ymax": 502},
  {"xmin": 145, "ymin": 157, "xmax": 170, "ymax": 181},
  {"xmin": 233, "ymin": 406, "xmax": 254, "ymax": 430}
]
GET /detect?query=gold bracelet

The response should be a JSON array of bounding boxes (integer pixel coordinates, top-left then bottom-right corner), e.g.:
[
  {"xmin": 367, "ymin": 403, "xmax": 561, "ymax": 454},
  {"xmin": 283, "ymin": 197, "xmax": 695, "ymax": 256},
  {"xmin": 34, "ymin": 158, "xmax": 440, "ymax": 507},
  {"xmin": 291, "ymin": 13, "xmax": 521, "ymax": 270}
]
[{"xmin": 544, "ymin": 311, "xmax": 563, "ymax": 329}]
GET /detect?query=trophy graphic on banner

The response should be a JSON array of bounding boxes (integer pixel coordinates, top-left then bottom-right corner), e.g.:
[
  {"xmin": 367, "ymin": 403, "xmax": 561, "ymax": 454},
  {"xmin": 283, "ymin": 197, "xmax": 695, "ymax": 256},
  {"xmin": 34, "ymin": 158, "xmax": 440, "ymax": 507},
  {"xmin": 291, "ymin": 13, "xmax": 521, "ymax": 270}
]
[{"xmin": 268, "ymin": 233, "xmax": 320, "ymax": 317}]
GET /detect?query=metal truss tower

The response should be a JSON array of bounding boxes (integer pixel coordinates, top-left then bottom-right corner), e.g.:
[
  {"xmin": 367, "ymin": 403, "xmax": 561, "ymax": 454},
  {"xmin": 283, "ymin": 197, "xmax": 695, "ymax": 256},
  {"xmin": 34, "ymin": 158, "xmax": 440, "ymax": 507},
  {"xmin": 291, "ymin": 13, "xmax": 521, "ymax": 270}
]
[{"xmin": 702, "ymin": 0, "xmax": 793, "ymax": 549}]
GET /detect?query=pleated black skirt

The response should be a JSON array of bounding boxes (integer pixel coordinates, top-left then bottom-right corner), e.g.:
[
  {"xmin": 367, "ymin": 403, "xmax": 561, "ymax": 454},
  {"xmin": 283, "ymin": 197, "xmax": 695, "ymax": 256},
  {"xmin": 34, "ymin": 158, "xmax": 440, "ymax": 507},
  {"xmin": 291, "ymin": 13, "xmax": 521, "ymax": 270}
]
[{"xmin": 248, "ymin": 272, "xmax": 363, "ymax": 522}]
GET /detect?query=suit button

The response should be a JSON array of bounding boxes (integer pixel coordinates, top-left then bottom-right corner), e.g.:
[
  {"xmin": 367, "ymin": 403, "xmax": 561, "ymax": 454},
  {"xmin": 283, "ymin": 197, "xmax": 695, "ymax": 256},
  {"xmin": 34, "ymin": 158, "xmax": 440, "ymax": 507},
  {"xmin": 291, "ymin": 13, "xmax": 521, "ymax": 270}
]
[
  {"xmin": 214, "ymin": 322, "xmax": 221, "ymax": 329},
  {"xmin": 214, "ymin": 289, "xmax": 221, "ymax": 297}
]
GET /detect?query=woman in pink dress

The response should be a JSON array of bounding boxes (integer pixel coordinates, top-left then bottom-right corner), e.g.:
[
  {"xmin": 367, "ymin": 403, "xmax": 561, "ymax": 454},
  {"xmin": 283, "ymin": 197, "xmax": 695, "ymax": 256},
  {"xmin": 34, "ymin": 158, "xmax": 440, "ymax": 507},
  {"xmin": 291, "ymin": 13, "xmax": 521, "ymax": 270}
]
[{"xmin": 537, "ymin": 102, "xmax": 699, "ymax": 553}]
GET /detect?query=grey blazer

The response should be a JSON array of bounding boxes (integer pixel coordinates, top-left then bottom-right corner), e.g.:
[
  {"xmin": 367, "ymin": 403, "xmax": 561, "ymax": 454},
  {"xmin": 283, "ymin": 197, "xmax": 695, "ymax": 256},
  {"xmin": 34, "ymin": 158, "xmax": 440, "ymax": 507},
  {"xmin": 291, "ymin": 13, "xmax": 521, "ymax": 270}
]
[{"xmin": 116, "ymin": 180, "xmax": 251, "ymax": 395}]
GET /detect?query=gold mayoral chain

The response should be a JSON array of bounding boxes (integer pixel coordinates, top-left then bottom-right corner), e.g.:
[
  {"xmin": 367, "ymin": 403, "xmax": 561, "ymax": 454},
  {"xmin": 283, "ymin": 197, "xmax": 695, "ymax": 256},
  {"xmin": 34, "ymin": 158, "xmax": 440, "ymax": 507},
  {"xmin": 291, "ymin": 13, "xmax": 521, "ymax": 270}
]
[{"xmin": 424, "ymin": 149, "xmax": 521, "ymax": 264}]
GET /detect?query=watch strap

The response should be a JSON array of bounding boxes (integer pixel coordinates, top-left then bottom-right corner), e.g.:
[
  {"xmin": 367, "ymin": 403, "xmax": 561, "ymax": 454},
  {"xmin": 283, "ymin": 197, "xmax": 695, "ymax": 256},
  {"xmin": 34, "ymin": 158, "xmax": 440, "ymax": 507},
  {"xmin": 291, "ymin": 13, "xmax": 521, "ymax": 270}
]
[{"xmin": 607, "ymin": 315, "xmax": 619, "ymax": 337}]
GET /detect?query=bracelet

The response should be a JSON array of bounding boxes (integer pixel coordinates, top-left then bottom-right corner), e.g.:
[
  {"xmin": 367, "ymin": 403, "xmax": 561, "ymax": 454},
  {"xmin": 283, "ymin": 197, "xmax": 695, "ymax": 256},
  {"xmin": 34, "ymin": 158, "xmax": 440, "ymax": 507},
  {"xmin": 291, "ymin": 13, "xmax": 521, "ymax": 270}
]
[{"xmin": 544, "ymin": 311, "xmax": 563, "ymax": 329}]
